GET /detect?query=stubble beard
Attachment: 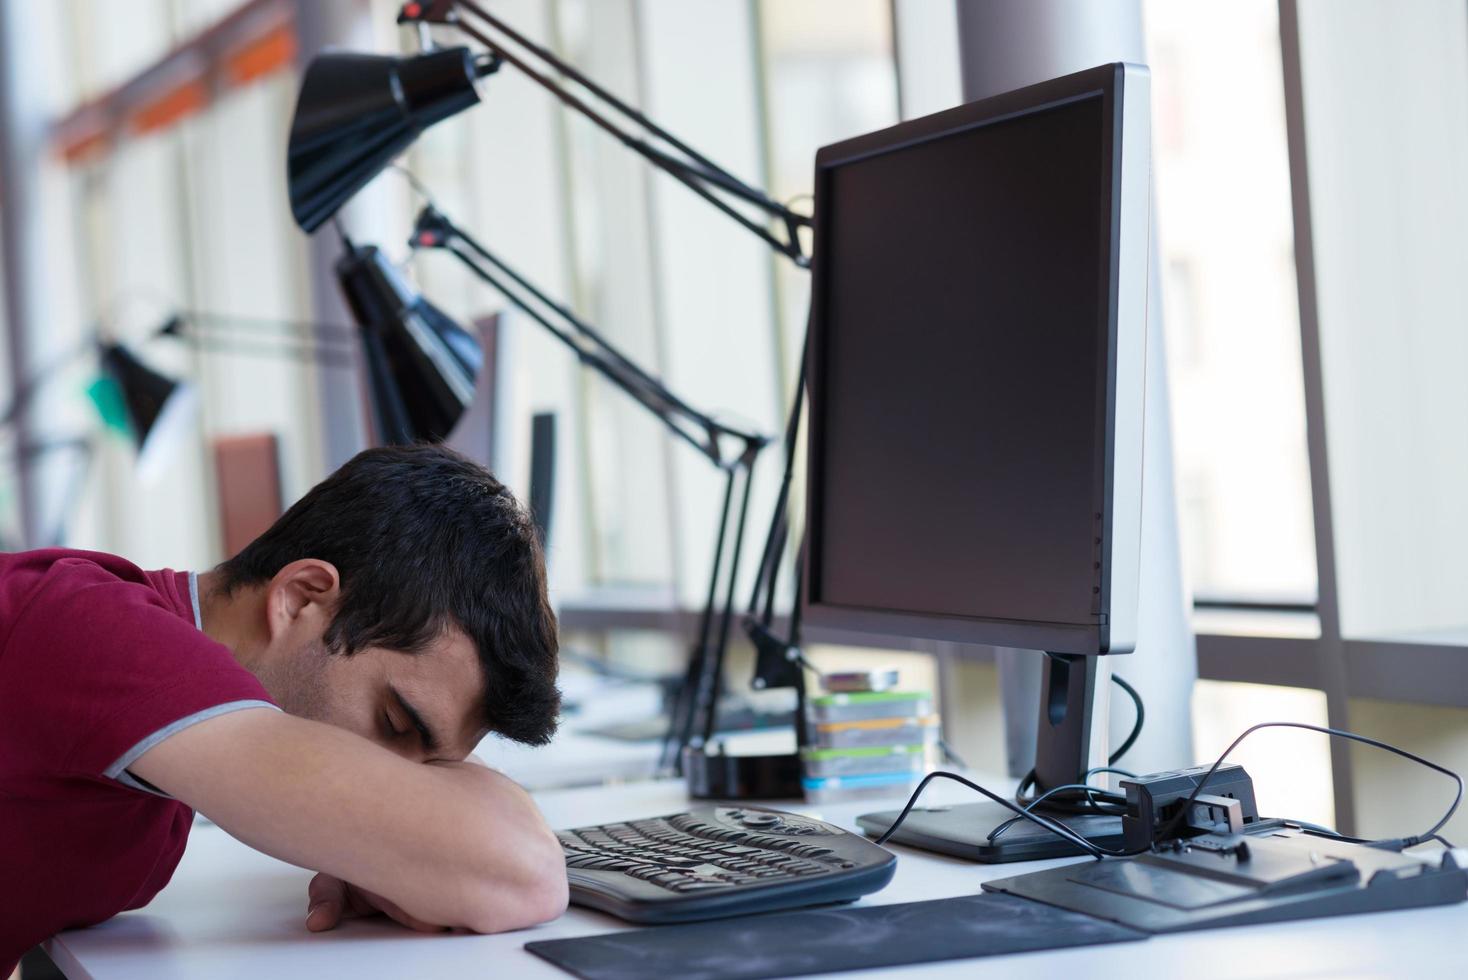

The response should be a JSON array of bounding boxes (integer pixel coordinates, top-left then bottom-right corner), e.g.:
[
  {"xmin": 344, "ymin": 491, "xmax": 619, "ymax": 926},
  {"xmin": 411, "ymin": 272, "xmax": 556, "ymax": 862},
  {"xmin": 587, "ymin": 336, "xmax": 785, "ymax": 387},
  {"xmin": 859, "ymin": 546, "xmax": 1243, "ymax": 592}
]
[{"xmin": 258, "ymin": 638, "xmax": 335, "ymax": 722}]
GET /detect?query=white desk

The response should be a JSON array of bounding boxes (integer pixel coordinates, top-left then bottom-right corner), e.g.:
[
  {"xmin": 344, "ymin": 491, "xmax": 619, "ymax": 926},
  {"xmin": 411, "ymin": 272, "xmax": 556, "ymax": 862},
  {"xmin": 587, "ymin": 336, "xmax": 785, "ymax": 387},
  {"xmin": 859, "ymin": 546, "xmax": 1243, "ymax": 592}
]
[{"xmin": 47, "ymin": 776, "xmax": 1468, "ymax": 980}]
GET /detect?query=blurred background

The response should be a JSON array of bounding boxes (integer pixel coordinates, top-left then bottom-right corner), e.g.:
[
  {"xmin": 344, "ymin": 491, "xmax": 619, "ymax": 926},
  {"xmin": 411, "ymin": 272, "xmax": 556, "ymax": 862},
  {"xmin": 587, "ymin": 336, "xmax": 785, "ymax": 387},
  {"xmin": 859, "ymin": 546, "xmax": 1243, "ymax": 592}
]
[{"xmin": 1, "ymin": 0, "xmax": 1466, "ymax": 843}]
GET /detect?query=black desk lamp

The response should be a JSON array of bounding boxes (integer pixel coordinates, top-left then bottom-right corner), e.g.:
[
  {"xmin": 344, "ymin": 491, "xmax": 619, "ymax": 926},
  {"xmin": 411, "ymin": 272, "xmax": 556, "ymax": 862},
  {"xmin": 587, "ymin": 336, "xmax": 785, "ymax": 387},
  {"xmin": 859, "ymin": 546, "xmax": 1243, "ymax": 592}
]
[
  {"xmin": 335, "ymin": 240, "xmax": 481, "ymax": 445},
  {"xmin": 284, "ymin": 2, "xmax": 814, "ymax": 799},
  {"xmin": 288, "ymin": 47, "xmax": 494, "ymax": 235},
  {"xmin": 287, "ymin": 1, "xmax": 810, "ymax": 266}
]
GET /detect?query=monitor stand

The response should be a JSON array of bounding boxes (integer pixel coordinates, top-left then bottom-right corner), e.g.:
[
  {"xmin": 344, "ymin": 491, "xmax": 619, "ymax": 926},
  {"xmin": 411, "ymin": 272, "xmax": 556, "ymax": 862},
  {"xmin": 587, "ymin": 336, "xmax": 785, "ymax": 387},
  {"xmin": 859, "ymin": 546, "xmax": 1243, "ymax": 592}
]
[{"xmin": 856, "ymin": 653, "xmax": 1124, "ymax": 863}]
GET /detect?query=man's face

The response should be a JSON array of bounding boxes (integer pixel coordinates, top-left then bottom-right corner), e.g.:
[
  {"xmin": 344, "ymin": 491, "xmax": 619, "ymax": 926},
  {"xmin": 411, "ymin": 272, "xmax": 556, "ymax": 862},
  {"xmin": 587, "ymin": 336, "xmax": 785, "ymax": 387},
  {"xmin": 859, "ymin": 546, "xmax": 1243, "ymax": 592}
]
[{"xmin": 262, "ymin": 627, "xmax": 490, "ymax": 763}]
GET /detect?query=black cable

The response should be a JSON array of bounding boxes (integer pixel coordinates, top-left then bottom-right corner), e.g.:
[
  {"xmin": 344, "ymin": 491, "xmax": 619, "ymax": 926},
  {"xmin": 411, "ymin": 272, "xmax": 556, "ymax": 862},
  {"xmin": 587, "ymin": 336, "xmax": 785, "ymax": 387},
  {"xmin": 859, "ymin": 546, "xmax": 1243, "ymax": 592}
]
[
  {"xmin": 1014, "ymin": 777, "xmax": 1127, "ymax": 820},
  {"xmin": 874, "ymin": 722, "xmax": 1463, "ymax": 861},
  {"xmin": 980, "ymin": 674, "xmax": 1139, "ymax": 819},
  {"xmin": 988, "ymin": 781, "xmax": 1127, "ymax": 844},
  {"xmin": 870, "ymin": 770, "xmax": 1109, "ymax": 858},
  {"xmin": 995, "ymin": 674, "xmax": 1141, "ymax": 820},
  {"xmin": 786, "ymin": 564, "xmax": 807, "ymax": 664},
  {"xmin": 1109, "ymin": 673, "xmax": 1143, "ymax": 766},
  {"xmin": 1140, "ymin": 722, "xmax": 1462, "ymax": 855},
  {"xmin": 1085, "ymin": 766, "xmax": 1137, "ymax": 781}
]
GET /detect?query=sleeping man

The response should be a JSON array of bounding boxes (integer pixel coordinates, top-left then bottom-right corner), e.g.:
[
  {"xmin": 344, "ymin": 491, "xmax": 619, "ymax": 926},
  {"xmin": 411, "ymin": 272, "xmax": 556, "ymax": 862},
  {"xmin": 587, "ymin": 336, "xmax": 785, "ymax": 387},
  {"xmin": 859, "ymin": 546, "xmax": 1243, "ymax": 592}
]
[{"xmin": 1, "ymin": 444, "xmax": 568, "ymax": 972}]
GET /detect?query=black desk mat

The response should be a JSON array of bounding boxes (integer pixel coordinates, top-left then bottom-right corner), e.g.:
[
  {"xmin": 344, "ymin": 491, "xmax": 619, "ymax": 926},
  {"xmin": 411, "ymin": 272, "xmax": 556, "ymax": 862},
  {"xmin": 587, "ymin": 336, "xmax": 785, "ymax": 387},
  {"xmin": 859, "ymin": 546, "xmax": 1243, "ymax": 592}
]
[{"xmin": 525, "ymin": 892, "xmax": 1147, "ymax": 980}]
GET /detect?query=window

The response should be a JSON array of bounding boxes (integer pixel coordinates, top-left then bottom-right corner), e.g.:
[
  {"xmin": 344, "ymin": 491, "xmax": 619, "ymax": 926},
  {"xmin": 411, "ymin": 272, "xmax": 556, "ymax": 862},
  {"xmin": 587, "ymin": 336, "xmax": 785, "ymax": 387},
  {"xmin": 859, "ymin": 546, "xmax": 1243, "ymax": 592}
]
[
  {"xmin": 558, "ymin": 0, "xmax": 680, "ymax": 593},
  {"xmin": 1144, "ymin": 0, "xmax": 1317, "ymax": 607},
  {"xmin": 1192, "ymin": 680, "xmax": 1334, "ymax": 829},
  {"xmin": 760, "ymin": 0, "xmax": 900, "ymax": 373},
  {"xmin": 1295, "ymin": 0, "xmax": 1468, "ymax": 644},
  {"xmin": 1157, "ymin": 0, "xmax": 1468, "ymax": 838}
]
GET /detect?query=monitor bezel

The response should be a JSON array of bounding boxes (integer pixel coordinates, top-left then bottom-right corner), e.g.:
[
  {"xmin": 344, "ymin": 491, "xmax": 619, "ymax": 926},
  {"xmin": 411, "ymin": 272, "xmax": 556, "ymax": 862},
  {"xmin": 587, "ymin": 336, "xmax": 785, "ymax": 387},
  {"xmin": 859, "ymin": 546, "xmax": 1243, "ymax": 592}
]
[{"xmin": 800, "ymin": 62, "xmax": 1149, "ymax": 657}]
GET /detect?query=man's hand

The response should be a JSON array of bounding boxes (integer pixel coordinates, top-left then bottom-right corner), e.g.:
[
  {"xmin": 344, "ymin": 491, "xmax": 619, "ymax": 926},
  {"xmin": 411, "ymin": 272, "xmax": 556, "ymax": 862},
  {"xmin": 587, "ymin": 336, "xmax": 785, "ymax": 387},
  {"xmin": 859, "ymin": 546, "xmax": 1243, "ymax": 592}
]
[{"xmin": 306, "ymin": 872, "xmax": 447, "ymax": 934}]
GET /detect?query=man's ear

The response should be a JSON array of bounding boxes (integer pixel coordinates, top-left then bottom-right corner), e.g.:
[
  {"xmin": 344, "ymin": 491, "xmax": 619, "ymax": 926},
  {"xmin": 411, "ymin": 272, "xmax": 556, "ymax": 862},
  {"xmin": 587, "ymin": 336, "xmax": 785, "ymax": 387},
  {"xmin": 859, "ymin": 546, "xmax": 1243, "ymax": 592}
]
[{"xmin": 263, "ymin": 559, "xmax": 341, "ymax": 645}]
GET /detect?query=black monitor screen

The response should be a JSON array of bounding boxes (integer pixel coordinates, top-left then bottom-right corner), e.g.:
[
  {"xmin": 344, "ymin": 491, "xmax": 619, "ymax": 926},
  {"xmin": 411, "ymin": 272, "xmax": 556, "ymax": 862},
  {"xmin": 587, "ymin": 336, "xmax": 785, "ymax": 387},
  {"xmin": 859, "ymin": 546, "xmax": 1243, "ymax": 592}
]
[{"xmin": 809, "ymin": 93, "xmax": 1111, "ymax": 631}]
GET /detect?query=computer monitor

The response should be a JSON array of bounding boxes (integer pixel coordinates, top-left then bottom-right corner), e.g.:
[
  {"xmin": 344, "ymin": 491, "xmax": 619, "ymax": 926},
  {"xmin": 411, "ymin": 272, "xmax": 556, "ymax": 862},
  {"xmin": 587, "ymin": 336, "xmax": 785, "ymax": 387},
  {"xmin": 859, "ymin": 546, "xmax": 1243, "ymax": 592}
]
[{"xmin": 803, "ymin": 62, "xmax": 1151, "ymax": 861}]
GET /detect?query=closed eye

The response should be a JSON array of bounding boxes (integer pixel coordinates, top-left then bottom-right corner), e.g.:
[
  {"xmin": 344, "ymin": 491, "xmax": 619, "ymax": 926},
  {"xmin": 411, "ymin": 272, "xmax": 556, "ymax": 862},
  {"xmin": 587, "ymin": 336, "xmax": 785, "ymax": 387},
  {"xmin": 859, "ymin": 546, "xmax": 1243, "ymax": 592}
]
[{"xmin": 383, "ymin": 710, "xmax": 405, "ymax": 739}]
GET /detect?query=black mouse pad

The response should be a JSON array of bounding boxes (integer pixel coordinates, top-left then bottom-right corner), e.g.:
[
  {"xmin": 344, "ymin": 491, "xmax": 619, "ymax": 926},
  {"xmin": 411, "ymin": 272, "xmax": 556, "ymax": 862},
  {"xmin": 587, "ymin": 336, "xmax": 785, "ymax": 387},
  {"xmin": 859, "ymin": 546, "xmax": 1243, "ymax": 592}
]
[{"xmin": 524, "ymin": 893, "xmax": 1147, "ymax": 980}]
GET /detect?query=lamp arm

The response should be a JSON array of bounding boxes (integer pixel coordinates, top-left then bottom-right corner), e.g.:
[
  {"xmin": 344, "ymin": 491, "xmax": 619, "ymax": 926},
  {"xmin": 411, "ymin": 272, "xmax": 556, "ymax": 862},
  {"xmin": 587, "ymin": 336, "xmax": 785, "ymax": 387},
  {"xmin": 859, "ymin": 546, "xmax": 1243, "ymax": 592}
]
[
  {"xmin": 1, "ymin": 310, "xmax": 362, "ymax": 433},
  {"xmin": 0, "ymin": 337, "xmax": 98, "ymax": 430},
  {"xmin": 417, "ymin": 201, "xmax": 772, "ymax": 772},
  {"xmin": 171, "ymin": 310, "xmax": 358, "ymax": 343},
  {"xmin": 12, "ymin": 436, "xmax": 94, "ymax": 549},
  {"xmin": 406, "ymin": 0, "xmax": 811, "ymax": 267},
  {"xmin": 157, "ymin": 313, "xmax": 358, "ymax": 368},
  {"xmin": 166, "ymin": 333, "xmax": 358, "ymax": 369},
  {"xmin": 416, "ymin": 205, "xmax": 768, "ymax": 469}
]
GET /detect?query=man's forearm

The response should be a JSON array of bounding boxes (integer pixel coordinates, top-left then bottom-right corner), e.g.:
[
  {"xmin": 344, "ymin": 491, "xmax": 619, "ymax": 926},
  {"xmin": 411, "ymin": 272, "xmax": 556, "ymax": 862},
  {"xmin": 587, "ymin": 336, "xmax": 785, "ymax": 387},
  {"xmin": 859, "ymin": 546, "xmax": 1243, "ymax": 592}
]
[{"xmin": 132, "ymin": 708, "xmax": 567, "ymax": 932}]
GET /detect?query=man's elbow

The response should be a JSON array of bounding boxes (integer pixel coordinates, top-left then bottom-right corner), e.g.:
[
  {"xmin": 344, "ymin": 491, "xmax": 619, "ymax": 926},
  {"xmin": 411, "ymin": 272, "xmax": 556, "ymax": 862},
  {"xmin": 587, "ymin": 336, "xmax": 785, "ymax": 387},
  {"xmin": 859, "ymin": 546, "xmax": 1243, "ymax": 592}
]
[
  {"xmin": 462, "ymin": 823, "xmax": 569, "ymax": 933},
  {"xmin": 522, "ymin": 848, "xmax": 571, "ymax": 926},
  {"xmin": 512, "ymin": 828, "xmax": 571, "ymax": 926}
]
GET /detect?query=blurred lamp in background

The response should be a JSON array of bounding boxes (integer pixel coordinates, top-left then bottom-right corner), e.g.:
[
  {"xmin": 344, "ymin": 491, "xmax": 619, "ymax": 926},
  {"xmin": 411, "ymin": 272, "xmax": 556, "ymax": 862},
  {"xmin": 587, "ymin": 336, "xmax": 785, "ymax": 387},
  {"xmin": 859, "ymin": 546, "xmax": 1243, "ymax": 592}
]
[
  {"xmin": 334, "ymin": 241, "xmax": 481, "ymax": 445},
  {"xmin": 93, "ymin": 343, "xmax": 199, "ymax": 484},
  {"xmin": 0, "ymin": 338, "xmax": 195, "ymax": 549},
  {"xmin": 0, "ymin": 336, "xmax": 197, "ymax": 485}
]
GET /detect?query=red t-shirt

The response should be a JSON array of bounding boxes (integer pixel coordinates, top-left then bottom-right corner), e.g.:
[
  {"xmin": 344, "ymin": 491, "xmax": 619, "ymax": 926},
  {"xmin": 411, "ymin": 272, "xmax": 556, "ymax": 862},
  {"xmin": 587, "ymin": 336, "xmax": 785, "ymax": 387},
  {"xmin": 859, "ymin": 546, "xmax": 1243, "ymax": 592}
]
[{"xmin": 0, "ymin": 549, "xmax": 277, "ymax": 971}]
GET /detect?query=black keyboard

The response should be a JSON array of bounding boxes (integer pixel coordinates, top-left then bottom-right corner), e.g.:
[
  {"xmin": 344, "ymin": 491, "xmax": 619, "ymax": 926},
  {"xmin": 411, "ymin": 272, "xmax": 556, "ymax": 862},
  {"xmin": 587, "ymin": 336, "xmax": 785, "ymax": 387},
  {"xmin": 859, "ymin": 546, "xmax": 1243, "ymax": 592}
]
[{"xmin": 557, "ymin": 804, "xmax": 898, "ymax": 923}]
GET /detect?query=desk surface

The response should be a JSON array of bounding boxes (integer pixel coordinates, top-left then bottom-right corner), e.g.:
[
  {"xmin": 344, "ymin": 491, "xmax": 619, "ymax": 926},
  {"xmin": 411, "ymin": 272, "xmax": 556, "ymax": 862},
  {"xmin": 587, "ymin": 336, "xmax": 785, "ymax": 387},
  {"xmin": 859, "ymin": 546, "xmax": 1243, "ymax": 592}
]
[{"xmin": 48, "ymin": 775, "xmax": 1467, "ymax": 980}]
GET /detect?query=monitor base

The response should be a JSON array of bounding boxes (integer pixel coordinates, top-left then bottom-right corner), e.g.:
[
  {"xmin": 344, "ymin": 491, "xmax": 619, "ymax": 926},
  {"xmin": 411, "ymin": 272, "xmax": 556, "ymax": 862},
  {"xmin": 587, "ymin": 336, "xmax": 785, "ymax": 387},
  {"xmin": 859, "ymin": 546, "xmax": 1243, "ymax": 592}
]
[{"xmin": 856, "ymin": 800, "xmax": 1124, "ymax": 863}]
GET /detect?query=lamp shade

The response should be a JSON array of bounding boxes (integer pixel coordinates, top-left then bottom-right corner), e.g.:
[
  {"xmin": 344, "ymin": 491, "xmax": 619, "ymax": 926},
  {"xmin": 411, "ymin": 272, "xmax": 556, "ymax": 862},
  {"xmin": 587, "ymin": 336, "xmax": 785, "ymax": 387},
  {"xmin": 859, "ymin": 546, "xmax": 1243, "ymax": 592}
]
[
  {"xmin": 288, "ymin": 47, "xmax": 483, "ymax": 233},
  {"xmin": 97, "ymin": 342, "xmax": 198, "ymax": 483},
  {"xmin": 335, "ymin": 242, "xmax": 481, "ymax": 445}
]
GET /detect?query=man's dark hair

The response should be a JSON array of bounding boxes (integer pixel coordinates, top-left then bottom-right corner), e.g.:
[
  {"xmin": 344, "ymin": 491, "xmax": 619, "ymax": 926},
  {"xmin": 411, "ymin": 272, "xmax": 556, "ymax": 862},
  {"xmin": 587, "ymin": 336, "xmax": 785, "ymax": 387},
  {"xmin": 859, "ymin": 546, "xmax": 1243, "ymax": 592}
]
[{"xmin": 216, "ymin": 444, "xmax": 560, "ymax": 746}]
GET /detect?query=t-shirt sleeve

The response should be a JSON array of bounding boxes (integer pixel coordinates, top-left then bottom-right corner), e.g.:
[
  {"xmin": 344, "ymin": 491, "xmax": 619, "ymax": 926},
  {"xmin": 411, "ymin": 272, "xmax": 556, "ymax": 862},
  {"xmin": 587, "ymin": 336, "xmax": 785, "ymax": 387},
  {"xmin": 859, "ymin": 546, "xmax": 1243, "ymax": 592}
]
[{"xmin": 1, "ymin": 559, "xmax": 277, "ymax": 784}]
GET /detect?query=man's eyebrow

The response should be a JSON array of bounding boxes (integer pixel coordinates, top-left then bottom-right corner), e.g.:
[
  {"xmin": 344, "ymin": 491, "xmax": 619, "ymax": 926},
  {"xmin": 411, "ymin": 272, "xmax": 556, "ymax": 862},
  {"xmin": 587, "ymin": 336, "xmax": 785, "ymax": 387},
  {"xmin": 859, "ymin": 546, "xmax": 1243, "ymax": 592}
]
[{"xmin": 389, "ymin": 686, "xmax": 441, "ymax": 754}]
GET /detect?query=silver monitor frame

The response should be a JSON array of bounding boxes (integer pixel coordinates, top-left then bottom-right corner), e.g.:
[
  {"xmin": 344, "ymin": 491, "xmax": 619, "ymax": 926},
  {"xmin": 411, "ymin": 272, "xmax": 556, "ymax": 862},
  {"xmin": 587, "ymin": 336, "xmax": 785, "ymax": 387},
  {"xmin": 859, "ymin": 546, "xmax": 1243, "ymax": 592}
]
[{"xmin": 801, "ymin": 61, "xmax": 1150, "ymax": 660}]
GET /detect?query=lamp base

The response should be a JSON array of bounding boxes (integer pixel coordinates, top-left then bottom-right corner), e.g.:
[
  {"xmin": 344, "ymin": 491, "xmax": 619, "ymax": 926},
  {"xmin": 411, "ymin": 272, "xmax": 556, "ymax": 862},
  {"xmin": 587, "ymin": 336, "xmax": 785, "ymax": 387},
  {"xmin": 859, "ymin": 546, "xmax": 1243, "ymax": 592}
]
[{"xmin": 683, "ymin": 746, "xmax": 804, "ymax": 801}]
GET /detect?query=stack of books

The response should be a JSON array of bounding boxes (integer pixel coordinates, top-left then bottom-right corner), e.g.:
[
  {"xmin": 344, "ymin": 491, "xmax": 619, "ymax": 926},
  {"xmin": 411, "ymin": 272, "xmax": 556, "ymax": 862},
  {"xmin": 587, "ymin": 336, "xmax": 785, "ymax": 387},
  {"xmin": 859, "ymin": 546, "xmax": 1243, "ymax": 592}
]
[{"xmin": 801, "ymin": 690, "xmax": 938, "ymax": 803}]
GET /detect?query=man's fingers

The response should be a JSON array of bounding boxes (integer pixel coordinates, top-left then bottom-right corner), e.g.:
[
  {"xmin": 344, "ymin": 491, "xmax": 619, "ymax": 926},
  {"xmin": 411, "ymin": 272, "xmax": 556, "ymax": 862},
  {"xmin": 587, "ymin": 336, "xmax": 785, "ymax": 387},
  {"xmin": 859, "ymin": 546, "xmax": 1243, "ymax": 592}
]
[
  {"xmin": 355, "ymin": 885, "xmax": 451, "ymax": 933},
  {"xmin": 306, "ymin": 873, "xmax": 448, "ymax": 934},
  {"xmin": 306, "ymin": 872, "xmax": 348, "ymax": 932},
  {"xmin": 307, "ymin": 872, "xmax": 347, "ymax": 906}
]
